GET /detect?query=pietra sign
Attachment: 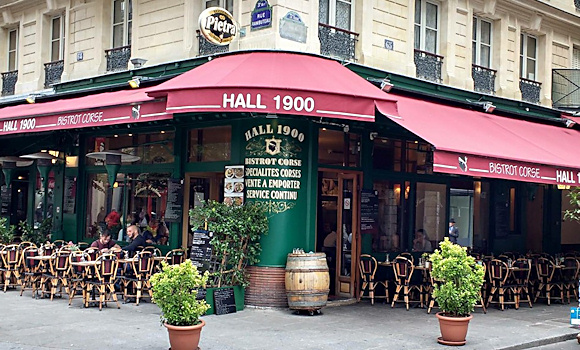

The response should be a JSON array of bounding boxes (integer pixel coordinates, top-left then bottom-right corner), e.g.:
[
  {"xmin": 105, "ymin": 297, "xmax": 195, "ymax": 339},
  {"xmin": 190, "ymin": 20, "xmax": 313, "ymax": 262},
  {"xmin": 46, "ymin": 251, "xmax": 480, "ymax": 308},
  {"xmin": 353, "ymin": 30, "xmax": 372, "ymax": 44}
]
[{"xmin": 198, "ymin": 7, "xmax": 238, "ymax": 46}]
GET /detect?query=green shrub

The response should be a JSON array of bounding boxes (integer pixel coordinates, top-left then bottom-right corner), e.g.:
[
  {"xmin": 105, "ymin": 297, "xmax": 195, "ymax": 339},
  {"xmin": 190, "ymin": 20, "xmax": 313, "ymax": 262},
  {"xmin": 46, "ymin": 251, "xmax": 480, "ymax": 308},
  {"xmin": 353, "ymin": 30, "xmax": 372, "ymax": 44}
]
[
  {"xmin": 429, "ymin": 238, "xmax": 485, "ymax": 317},
  {"xmin": 0, "ymin": 217, "xmax": 15, "ymax": 244},
  {"xmin": 150, "ymin": 260, "xmax": 210, "ymax": 326}
]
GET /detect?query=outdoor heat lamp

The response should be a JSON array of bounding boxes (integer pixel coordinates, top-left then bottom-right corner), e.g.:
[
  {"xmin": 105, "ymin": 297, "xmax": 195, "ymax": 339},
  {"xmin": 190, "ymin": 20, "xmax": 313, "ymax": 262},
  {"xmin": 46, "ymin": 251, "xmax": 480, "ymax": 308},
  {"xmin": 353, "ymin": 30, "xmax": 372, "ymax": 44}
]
[
  {"xmin": 21, "ymin": 152, "xmax": 60, "ymax": 190},
  {"xmin": 85, "ymin": 150, "xmax": 140, "ymax": 185},
  {"xmin": 0, "ymin": 156, "xmax": 34, "ymax": 188}
]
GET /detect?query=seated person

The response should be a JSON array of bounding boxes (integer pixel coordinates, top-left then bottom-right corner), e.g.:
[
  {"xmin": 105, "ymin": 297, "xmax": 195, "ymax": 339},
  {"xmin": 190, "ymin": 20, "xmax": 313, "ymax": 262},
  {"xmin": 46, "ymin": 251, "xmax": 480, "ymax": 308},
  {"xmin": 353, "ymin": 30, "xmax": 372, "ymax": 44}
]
[
  {"xmin": 412, "ymin": 229, "xmax": 433, "ymax": 252},
  {"xmin": 142, "ymin": 228, "xmax": 156, "ymax": 245},
  {"xmin": 156, "ymin": 221, "xmax": 169, "ymax": 245},
  {"xmin": 90, "ymin": 230, "xmax": 121, "ymax": 253},
  {"xmin": 122, "ymin": 225, "xmax": 146, "ymax": 257}
]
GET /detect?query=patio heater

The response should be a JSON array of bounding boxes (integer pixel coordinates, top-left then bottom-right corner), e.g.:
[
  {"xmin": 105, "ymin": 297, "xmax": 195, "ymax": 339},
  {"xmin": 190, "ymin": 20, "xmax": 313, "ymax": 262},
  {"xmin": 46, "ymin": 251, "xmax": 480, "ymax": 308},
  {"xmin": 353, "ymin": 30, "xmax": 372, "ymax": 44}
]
[
  {"xmin": 0, "ymin": 156, "xmax": 34, "ymax": 188},
  {"xmin": 21, "ymin": 152, "xmax": 60, "ymax": 221}
]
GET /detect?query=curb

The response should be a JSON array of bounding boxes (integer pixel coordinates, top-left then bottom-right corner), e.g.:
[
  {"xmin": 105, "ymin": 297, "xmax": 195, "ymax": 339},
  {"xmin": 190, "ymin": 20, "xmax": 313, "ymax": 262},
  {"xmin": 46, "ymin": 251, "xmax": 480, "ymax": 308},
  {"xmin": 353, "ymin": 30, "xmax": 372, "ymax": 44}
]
[{"xmin": 498, "ymin": 332, "xmax": 578, "ymax": 350}]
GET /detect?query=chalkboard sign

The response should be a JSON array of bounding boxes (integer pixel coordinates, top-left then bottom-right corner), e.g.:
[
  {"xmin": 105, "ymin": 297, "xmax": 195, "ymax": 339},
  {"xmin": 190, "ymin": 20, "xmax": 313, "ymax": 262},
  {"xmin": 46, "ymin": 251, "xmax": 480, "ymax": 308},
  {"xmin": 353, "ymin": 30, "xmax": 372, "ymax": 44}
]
[
  {"xmin": 213, "ymin": 287, "xmax": 236, "ymax": 315},
  {"xmin": 1, "ymin": 185, "xmax": 10, "ymax": 216},
  {"xmin": 63, "ymin": 176, "xmax": 77, "ymax": 214},
  {"xmin": 190, "ymin": 230, "xmax": 213, "ymax": 271},
  {"xmin": 164, "ymin": 179, "xmax": 183, "ymax": 223},
  {"xmin": 360, "ymin": 190, "xmax": 379, "ymax": 235},
  {"xmin": 494, "ymin": 201, "xmax": 510, "ymax": 238},
  {"xmin": 195, "ymin": 288, "xmax": 207, "ymax": 301}
]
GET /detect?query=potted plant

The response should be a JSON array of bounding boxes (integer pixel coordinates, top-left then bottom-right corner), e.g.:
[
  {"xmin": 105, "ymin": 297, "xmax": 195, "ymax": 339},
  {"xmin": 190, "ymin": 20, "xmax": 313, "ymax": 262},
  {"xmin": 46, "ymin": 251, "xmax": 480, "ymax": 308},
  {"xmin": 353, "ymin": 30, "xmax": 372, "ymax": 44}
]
[
  {"xmin": 0, "ymin": 217, "xmax": 15, "ymax": 244},
  {"xmin": 429, "ymin": 238, "xmax": 485, "ymax": 346},
  {"xmin": 150, "ymin": 260, "xmax": 211, "ymax": 350}
]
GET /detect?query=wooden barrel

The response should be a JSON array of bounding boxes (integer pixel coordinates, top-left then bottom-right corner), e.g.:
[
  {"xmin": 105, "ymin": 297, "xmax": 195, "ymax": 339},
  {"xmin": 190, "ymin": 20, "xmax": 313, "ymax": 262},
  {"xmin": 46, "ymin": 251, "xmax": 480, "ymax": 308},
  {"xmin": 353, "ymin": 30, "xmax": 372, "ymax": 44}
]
[{"xmin": 285, "ymin": 253, "xmax": 330, "ymax": 311}]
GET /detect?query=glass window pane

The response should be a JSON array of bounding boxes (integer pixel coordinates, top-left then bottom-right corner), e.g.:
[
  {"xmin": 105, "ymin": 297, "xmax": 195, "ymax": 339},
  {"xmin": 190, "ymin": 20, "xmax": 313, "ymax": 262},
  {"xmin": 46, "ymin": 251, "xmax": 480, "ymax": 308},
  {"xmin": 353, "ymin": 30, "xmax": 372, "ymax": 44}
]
[
  {"xmin": 519, "ymin": 55, "xmax": 524, "ymax": 78},
  {"xmin": 414, "ymin": 24, "xmax": 421, "ymax": 49},
  {"xmin": 527, "ymin": 58, "xmax": 536, "ymax": 80},
  {"xmin": 373, "ymin": 137, "xmax": 402, "ymax": 171},
  {"xmin": 426, "ymin": 29, "xmax": 437, "ymax": 53},
  {"xmin": 86, "ymin": 173, "xmax": 110, "ymax": 240},
  {"xmin": 318, "ymin": 129, "xmax": 345, "ymax": 166},
  {"xmin": 472, "ymin": 41, "xmax": 477, "ymax": 64},
  {"xmin": 113, "ymin": 0, "xmax": 124, "ymax": 24},
  {"xmin": 188, "ymin": 126, "xmax": 232, "ymax": 162},
  {"xmin": 52, "ymin": 17, "xmax": 60, "ymax": 40},
  {"xmin": 8, "ymin": 52, "xmax": 16, "ymax": 71},
  {"xmin": 415, "ymin": 182, "xmax": 447, "ymax": 243},
  {"xmin": 481, "ymin": 20, "xmax": 491, "ymax": 44},
  {"xmin": 374, "ymin": 181, "xmax": 402, "ymax": 253},
  {"xmin": 527, "ymin": 36, "xmax": 536, "ymax": 59},
  {"xmin": 426, "ymin": 2, "xmax": 437, "ymax": 29},
  {"xmin": 520, "ymin": 33, "xmax": 524, "ymax": 54},
  {"xmin": 9, "ymin": 30, "xmax": 16, "ymax": 50},
  {"xmin": 347, "ymin": 133, "xmax": 360, "ymax": 167},
  {"xmin": 51, "ymin": 41, "xmax": 60, "ymax": 61},
  {"xmin": 472, "ymin": 18, "xmax": 477, "ymax": 41},
  {"xmin": 319, "ymin": 0, "xmax": 329, "ymax": 24},
  {"xmin": 335, "ymin": 1, "xmax": 351, "ymax": 30},
  {"xmin": 481, "ymin": 45, "xmax": 490, "ymax": 67},
  {"xmin": 127, "ymin": 22, "xmax": 132, "ymax": 46},
  {"xmin": 414, "ymin": 0, "xmax": 422, "ymax": 25},
  {"xmin": 113, "ymin": 24, "xmax": 124, "ymax": 48},
  {"xmin": 206, "ymin": 0, "xmax": 218, "ymax": 8},
  {"xmin": 226, "ymin": 0, "xmax": 233, "ymax": 13},
  {"xmin": 128, "ymin": 0, "xmax": 133, "ymax": 21}
]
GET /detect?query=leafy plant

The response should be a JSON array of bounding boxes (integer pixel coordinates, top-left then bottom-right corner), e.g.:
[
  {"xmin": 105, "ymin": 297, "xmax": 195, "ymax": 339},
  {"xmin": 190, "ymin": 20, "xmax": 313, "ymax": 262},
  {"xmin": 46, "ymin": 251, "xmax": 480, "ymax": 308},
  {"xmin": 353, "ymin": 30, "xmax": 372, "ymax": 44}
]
[
  {"xmin": 21, "ymin": 218, "xmax": 52, "ymax": 246},
  {"xmin": 189, "ymin": 200, "xmax": 268, "ymax": 287},
  {"xmin": 564, "ymin": 187, "xmax": 580, "ymax": 222},
  {"xmin": 0, "ymin": 217, "xmax": 15, "ymax": 244},
  {"xmin": 150, "ymin": 260, "xmax": 210, "ymax": 326},
  {"xmin": 429, "ymin": 238, "xmax": 485, "ymax": 317}
]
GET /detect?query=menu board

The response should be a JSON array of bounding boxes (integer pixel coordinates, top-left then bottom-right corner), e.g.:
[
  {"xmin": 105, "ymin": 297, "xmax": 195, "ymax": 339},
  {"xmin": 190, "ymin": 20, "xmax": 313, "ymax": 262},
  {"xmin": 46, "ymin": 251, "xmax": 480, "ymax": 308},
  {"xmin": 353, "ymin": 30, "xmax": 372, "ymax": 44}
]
[
  {"xmin": 213, "ymin": 287, "xmax": 237, "ymax": 315},
  {"xmin": 195, "ymin": 288, "xmax": 207, "ymax": 301},
  {"xmin": 164, "ymin": 178, "xmax": 183, "ymax": 223},
  {"xmin": 360, "ymin": 190, "xmax": 379, "ymax": 235},
  {"xmin": 190, "ymin": 229, "xmax": 213, "ymax": 271},
  {"xmin": 63, "ymin": 176, "xmax": 77, "ymax": 214},
  {"xmin": 224, "ymin": 165, "xmax": 244, "ymax": 206},
  {"xmin": 1, "ymin": 185, "xmax": 10, "ymax": 216}
]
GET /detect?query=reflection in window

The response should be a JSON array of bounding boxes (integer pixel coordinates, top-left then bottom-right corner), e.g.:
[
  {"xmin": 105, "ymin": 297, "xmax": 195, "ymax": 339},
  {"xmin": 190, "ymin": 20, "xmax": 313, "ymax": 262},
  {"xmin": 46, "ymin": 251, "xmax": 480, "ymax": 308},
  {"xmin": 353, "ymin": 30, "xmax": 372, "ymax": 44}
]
[
  {"xmin": 189, "ymin": 126, "xmax": 231, "ymax": 162},
  {"xmin": 86, "ymin": 172, "xmax": 171, "ymax": 245},
  {"xmin": 415, "ymin": 182, "xmax": 447, "ymax": 245},
  {"xmin": 373, "ymin": 137, "xmax": 431, "ymax": 174},
  {"xmin": 373, "ymin": 180, "xmax": 407, "ymax": 252},
  {"xmin": 86, "ymin": 131, "xmax": 175, "ymax": 165},
  {"xmin": 34, "ymin": 171, "xmax": 55, "ymax": 229},
  {"xmin": 318, "ymin": 129, "xmax": 360, "ymax": 167}
]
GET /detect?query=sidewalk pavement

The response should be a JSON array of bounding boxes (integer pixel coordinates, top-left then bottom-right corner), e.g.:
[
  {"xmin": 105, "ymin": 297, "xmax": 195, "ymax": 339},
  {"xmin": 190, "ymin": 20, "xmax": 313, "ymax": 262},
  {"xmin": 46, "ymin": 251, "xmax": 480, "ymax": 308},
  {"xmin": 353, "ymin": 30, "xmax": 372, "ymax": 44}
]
[{"xmin": 2, "ymin": 290, "xmax": 580, "ymax": 350}]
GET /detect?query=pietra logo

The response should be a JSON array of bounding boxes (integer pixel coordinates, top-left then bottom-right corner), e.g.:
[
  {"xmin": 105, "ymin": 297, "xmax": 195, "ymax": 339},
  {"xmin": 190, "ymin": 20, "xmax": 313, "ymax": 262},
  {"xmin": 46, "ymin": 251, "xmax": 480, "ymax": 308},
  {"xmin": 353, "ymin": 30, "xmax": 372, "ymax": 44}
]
[
  {"xmin": 458, "ymin": 156, "xmax": 468, "ymax": 172},
  {"xmin": 265, "ymin": 136, "xmax": 282, "ymax": 155},
  {"xmin": 198, "ymin": 7, "xmax": 237, "ymax": 46}
]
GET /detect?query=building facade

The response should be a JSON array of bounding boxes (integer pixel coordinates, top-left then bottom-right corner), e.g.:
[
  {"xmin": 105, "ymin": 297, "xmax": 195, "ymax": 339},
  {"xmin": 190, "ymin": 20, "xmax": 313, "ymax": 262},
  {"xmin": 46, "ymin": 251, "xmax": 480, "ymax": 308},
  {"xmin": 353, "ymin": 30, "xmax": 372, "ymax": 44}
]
[{"xmin": 1, "ymin": 0, "xmax": 580, "ymax": 305}]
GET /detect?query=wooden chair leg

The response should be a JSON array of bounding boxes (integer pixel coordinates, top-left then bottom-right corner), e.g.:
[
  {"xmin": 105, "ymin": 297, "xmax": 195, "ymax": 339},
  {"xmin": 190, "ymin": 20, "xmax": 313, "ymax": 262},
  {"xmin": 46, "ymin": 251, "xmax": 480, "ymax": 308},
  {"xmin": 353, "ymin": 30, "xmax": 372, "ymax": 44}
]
[
  {"xmin": 404, "ymin": 286, "xmax": 409, "ymax": 311},
  {"xmin": 391, "ymin": 285, "xmax": 401, "ymax": 308}
]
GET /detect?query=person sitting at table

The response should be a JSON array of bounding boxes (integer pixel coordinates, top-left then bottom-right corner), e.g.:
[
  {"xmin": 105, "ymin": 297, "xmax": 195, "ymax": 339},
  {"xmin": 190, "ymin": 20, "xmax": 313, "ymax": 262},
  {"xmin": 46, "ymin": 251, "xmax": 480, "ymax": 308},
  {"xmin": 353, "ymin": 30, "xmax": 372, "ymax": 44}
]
[
  {"xmin": 412, "ymin": 229, "xmax": 432, "ymax": 252},
  {"xmin": 90, "ymin": 230, "xmax": 121, "ymax": 253},
  {"xmin": 122, "ymin": 225, "xmax": 146, "ymax": 257}
]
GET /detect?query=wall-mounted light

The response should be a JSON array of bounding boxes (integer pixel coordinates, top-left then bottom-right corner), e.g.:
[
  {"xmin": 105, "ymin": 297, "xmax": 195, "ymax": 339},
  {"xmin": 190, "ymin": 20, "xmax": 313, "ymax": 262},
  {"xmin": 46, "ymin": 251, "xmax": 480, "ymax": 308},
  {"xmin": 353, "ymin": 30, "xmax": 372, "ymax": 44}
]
[
  {"xmin": 343, "ymin": 125, "xmax": 350, "ymax": 133},
  {"xmin": 467, "ymin": 99, "xmax": 496, "ymax": 113},
  {"xmin": 565, "ymin": 119, "xmax": 576, "ymax": 128},
  {"xmin": 380, "ymin": 78, "xmax": 394, "ymax": 92},
  {"xmin": 369, "ymin": 132, "xmax": 378, "ymax": 140},
  {"xmin": 25, "ymin": 95, "xmax": 37, "ymax": 104},
  {"xmin": 128, "ymin": 77, "xmax": 141, "ymax": 88}
]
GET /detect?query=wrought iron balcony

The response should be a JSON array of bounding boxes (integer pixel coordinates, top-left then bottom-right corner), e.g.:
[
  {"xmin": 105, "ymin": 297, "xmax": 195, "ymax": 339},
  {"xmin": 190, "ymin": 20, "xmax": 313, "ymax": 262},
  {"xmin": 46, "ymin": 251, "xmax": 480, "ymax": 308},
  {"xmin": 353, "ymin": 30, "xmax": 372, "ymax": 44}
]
[
  {"xmin": 552, "ymin": 69, "xmax": 580, "ymax": 109},
  {"xmin": 472, "ymin": 64, "xmax": 496, "ymax": 94},
  {"xmin": 1, "ymin": 70, "xmax": 18, "ymax": 96},
  {"xmin": 44, "ymin": 60, "xmax": 64, "ymax": 88},
  {"xmin": 197, "ymin": 30, "xmax": 229, "ymax": 57},
  {"xmin": 576, "ymin": 0, "xmax": 580, "ymax": 10},
  {"xmin": 105, "ymin": 45, "xmax": 131, "ymax": 72},
  {"xmin": 414, "ymin": 49, "xmax": 443, "ymax": 83},
  {"xmin": 318, "ymin": 23, "xmax": 358, "ymax": 62},
  {"xmin": 519, "ymin": 77, "xmax": 541, "ymax": 104}
]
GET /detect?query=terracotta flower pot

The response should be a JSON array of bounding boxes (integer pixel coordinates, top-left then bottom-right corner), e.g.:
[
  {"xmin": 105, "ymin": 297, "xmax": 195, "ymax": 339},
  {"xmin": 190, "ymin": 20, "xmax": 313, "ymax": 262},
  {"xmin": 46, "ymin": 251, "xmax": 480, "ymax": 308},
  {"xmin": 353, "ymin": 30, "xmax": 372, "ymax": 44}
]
[
  {"xmin": 435, "ymin": 312, "xmax": 473, "ymax": 346},
  {"xmin": 164, "ymin": 319, "xmax": 205, "ymax": 350}
]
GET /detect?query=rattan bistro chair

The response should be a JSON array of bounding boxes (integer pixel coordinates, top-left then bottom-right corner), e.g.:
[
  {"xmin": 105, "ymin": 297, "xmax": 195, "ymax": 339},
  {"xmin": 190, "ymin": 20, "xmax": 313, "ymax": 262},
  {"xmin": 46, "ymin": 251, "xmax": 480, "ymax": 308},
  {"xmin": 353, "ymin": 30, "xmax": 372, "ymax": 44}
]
[
  {"xmin": 534, "ymin": 257, "xmax": 564, "ymax": 305},
  {"xmin": 1, "ymin": 244, "xmax": 21, "ymax": 292},
  {"xmin": 165, "ymin": 249, "xmax": 186, "ymax": 266},
  {"xmin": 391, "ymin": 256, "xmax": 421, "ymax": 310},
  {"xmin": 19, "ymin": 246, "xmax": 42, "ymax": 298},
  {"xmin": 561, "ymin": 257, "xmax": 580, "ymax": 304},
  {"xmin": 41, "ymin": 250, "xmax": 71, "ymax": 301},
  {"xmin": 122, "ymin": 250, "xmax": 154, "ymax": 305},
  {"xmin": 85, "ymin": 253, "xmax": 120, "ymax": 310},
  {"xmin": 358, "ymin": 254, "xmax": 388, "ymax": 305}
]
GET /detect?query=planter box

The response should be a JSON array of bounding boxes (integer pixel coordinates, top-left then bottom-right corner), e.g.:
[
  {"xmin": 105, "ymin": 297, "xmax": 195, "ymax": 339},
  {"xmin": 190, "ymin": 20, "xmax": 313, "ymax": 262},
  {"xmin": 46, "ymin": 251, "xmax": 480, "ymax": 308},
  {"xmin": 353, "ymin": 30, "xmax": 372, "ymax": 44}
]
[{"xmin": 204, "ymin": 285, "xmax": 245, "ymax": 315}]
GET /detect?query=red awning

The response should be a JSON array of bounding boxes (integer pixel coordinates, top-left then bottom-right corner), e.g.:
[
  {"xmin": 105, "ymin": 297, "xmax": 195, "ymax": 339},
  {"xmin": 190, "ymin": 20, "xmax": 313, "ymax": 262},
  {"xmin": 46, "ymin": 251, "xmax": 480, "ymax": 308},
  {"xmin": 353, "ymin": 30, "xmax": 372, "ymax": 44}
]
[
  {"xmin": 0, "ymin": 89, "xmax": 171, "ymax": 136},
  {"xmin": 147, "ymin": 51, "xmax": 398, "ymax": 122},
  {"xmin": 381, "ymin": 94, "xmax": 580, "ymax": 186}
]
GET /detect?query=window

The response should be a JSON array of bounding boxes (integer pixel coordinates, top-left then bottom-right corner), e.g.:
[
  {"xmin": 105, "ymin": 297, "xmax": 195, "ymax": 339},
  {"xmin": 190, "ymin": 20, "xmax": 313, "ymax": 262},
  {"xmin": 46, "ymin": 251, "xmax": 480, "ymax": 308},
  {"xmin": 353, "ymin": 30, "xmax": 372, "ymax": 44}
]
[
  {"xmin": 318, "ymin": 0, "xmax": 352, "ymax": 31},
  {"xmin": 414, "ymin": 0, "xmax": 439, "ymax": 53},
  {"xmin": 520, "ymin": 33, "xmax": 537, "ymax": 80},
  {"xmin": 415, "ymin": 182, "xmax": 447, "ymax": 244},
  {"xmin": 472, "ymin": 17, "xmax": 492, "ymax": 67},
  {"xmin": 112, "ymin": 0, "xmax": 132, "ymax": 48},
  {"xmin": 205, "ymin": 0, "xmax": 233, "ymax": 13},
  {"xmin": 50, "ymin": 16, "xmax": 65, "ymax": 62},
  {"xmin": 573, "ymin": 47, "xmax": 580, "ymax": 69},
  {"xmin": 318, "ymin": 129, "xmax": 360, "ymax": 167},
  {"xmin": 373, "ymin": 137, "xmax": 431, "ymax": 173},
  {"xmin": 188, "ymin": 126, "xmax": 231, "ymax": 162},
  {"xmin": 8, "ymin": 28, "xmax": 17, "ymax": 71}
]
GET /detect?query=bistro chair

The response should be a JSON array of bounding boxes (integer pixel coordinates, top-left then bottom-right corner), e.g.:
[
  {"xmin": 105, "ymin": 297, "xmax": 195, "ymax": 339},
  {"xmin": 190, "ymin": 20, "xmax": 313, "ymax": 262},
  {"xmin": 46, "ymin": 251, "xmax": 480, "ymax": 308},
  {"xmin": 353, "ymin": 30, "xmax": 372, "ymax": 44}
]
[
  {"xmin": 473, "ymin": 262, "xmax": 488, "ymax": 313},
  {"xmin": 85, "ymin": 253, "xmax": 120, "ymax": 310},
  {"xmin": 561, "ymin": 257, "xmax": 579, "ymax": 304},
  {"xmin": 40, "ymin": 243, "xmax": 56, "ymax": 257},
  {"xmin": 18, "ymin": 241, "xmax": 36, "ymax": 250},
  {"xmin": 122, "ymin": 250, "xmax": 154, "ymax": 306},
  {"xmin": 77, "ymin": 242, "xmax": 90, "ymax": 250},
  {"xmin": 19, "ymin": 246, "xmax": 42, "ymax": 298},
  {"xmin": 83, "ymin": 247, "xmax": 100, "ymax": 261},
  {"xmin": 391, "ymin": 256, "xmax": 421, "ymax": 310},
  {"xmin": 165, "ymin": 249, "xmax": 186, "ymax": 266},
  {"xmin": 398, "ymin": 252, "xmax": 414, "ymax": 264},
  {"xmin": 534, "ymin": 257, "xmax": 564, "ymax": 305},
  {"xmin": 67, "ymin": 251, "xmax": 90, "ymax": 306},
  {"xmin": 52, "ymin": 240, "xmax": 65, "ymax": 249},
  {"xmin": 512, "ymin": 258, "xmax": 533, "ymax": 308},
  {"xmin": 358, "ymin": 254, "xmax": 388, "ymax": 305},
  {"xmin": 143, "ymin": 246, "xmax": 163, "ymax": 272},
  {"xmin": 1, "ymin": 244, "xmax": 22, "ymax": 292},
  {"xmin": 486, "ymin": 259, "xmax": 518, "ymax": 310},
  {"xmin": 40, "ymin": 250, "xmax": 71, "ymax": 301}
]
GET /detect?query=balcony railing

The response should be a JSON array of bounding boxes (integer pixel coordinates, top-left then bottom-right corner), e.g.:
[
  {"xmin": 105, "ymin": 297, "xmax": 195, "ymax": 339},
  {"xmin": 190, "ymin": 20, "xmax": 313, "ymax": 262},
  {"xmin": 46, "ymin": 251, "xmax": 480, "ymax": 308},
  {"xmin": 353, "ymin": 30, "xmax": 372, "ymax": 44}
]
[
  {"xmin": 414, "ymin": 49, "xmax": 443, "ymax": 83},
  {"xmin": 197, "ymin": 30, "xmax": 229, "ymax": 57},
  {"xmin": 576, "ymin": 0, "xmax": 580, "ymax": 10},
  {"xmin": 105, "ymin": 45, "xmax": 131, "ymax": 72},
  {"xmin": 552, "ymin": 69, "xmax": 580, "ymax": 109},
  {"xmin": 44, "ymin": 60, "xmax": 64, "ymax": 88},
  {"xmin": 472, "ymin": 64, "xmax": 496, "ymax": 94},
  {"xmin": 1, "ymin": 70, "xmax": 18, "ymax": 96},
  {"xmin": 318, "ymin": 23, "xmax": 358, "ymax": 62},
  {"xmin": 519, "ymin": 77, "xmax": 541, "ymax": 104}
]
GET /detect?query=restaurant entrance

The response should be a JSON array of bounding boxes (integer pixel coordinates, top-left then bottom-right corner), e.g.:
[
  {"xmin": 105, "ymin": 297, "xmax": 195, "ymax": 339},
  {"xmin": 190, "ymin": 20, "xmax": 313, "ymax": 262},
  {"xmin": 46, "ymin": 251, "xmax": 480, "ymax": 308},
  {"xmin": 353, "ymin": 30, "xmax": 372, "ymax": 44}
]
[
  {"xmin": 182, "ymin": 172, "xmax": 224, "ymax": 250},
  {"xmin": 317, "ymin": 170, "xmax": 360, "ymax": 298}
]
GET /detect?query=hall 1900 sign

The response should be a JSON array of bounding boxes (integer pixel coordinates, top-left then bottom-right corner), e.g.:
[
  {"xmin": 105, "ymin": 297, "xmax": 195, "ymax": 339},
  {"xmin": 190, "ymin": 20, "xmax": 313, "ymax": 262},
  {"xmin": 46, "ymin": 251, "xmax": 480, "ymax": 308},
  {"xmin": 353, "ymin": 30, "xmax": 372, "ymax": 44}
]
[{"xmin": 244, "ymin": 123, "xmax": 305, "ymax": 214}]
